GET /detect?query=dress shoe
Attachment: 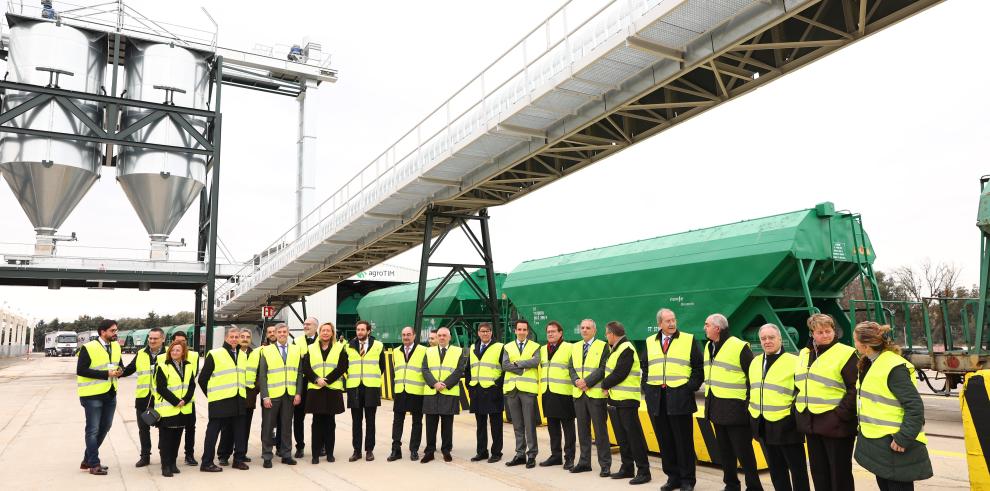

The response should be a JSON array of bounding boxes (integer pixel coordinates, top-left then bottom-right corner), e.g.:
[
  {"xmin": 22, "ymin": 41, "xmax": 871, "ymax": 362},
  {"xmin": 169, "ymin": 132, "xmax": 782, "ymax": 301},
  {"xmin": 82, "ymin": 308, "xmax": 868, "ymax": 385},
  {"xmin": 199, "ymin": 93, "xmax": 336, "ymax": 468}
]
[
  {"xmin": 327, "ymin": 455, "xmax": 336, "ymax": 463},
  {"xmin": 170, "ymin": 464, "xmax": 180, "ymax": 474},
  {"xmin": 629, "ymin": 474, "xmax": 652, "ymax": 485},
  {"xmin": 200, "ymin": 464, "xmax": 223, "ymax": 472},
  {"xmin": 161, "ymin": 465, "xmax": 173, "ymax": 477},
  {"xmin": 82, "ymin": 462, "xmax": 109, "ymax": 471},
  {"xmin": 660, "ymin": 482, "xmax": 681, "ymax": 491},
  {"xmin": 599, "ymin": 469, "xmax": 611, "ymax": 478},
  {"xmin": 539, "ymin": 456, "xmax": 562, "ymax": 467},
  {"xmin": 505, "ymin": 456, "xmax": 526, "ymax": 467},
  {"xmin": 312, "ymin": 456, "xmax": 321, "ymax": 464},
  {"xmin": 185, "ymin": 455, "xmax": 198, "ymax": 466},
  {"xmin": 420, "ymin": 452, "xmax": 435, "ymax": 463},
  {"xmin": 680, "ymin": 484, "xmax": 694, "ymax": 491},
  {"xmin": 348, "ymin": 452, "xmax": 361, "ymax": 462},
  {"xmin": 487, "ymin": 454, "xmax": 502, "ymax": 463},
  {"xmin": 218, "ymin": 458, "xmax": 229, "ymax": 466},
  {"xmin": 263, "ymin": 459, "xmax": 273, "ymax": 469},
  {"xmin": 365, "ymin": 451, "xmax": 375, "ymax": 462},
  {"xmin": 570, "ymin": 464, "xmax": 592, "ymax": 473},
  {"xmin": 295, "ymin": 448, "xmax": 305, "ymax": 459},
  {"xmin": 281, "ymin": 457, "xmax": 298, "ymax": 465},
  {"xmin": 232, "ymin": 462, "xmax": 249, "ymax": 470},
  {"xmin": 135, "ymin": 456, "xmax": 150, "ymax": 468},
  {"xmin": 89, "ymin": 466, "xmax": 108, "ymax": 476},
  {"xmin": 387, "ymin": 451, "xmax": 402, "ymax": 462},
  {"xmin": 611, "ymin": 468, "xmax": 634, "ymax": 479},
  {"xmin": 410, "ymin": 451, "xmax": 419, "ymax": 461},
  {"xmin": 525, "ymin": 458, "xmax": 536, "ymax": 469},
  {"xmin": 470, "ymin": 453, "xmax": 489, "ymax": 462},
  {"xmin": 563, "ymin": 460, "xmax": 574, "ymax": 471},
  {"xmin": 443, "ymin": 453, "xmax": 452, "ymax": 462},
  {"xmin": 242, "ymin": 457, "xmax": 252, "ymax": 463}
]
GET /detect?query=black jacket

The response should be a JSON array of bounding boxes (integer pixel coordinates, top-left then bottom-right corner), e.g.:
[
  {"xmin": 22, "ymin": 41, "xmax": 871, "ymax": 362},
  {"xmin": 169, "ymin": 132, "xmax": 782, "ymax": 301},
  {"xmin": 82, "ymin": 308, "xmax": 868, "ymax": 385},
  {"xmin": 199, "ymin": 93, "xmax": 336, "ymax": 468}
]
[
  {"xmin": 602, "ymin": 337, "xmax": 639, "ymax": 408},
  {"xmin": 641, "ymin": 330, "xmax": 704, "ymax": 416},
  {"xmin": 541, "ymin": 342, "xmax": 576, "ymax": 419},
  {"xmin": 794, "ymin": 339, "xmax": 858, "ymax": 438},
  {"xmin": 346, "ymin": 336, "xmax": 386, "ymax": 409},
  {"xmin": 156, "ymin": 359, "xmax": 197, "ymax": 428},
  {"xmin": 749, "ymin": 350, "xmax": 803, "ymax": 445},
  {"xmin": 197, "ymin": 343, "xmax": 246, "ymax": 419},
  {"xmin": 75, "ymin": 340, "xmax": 124, "ymax": 401},
  {"xmin": 467, "ymin": 341, "xmax": 504, "ymax": 414},
  {"xmin": 704, "ymin": 336, "xmax": 753, "ymax": 427}
]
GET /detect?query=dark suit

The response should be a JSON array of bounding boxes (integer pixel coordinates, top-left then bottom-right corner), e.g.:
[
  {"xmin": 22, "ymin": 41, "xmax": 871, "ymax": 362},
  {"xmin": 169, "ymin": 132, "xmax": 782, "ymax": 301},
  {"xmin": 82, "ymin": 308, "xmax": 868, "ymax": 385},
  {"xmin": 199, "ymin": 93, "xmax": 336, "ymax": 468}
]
[
  {"xmin": 542, "ymin": 342, "xmax": 576, "ymax": 464},
  {"xmin": 197, "ymin": 343, "xmax": 247, "ymax": 466},
  {"xmin": 603, "ymin": 337, "xmax": 649, "ymax": 478},
  {"xmin": 569, "ymin": 338, "xmax": 611, "ymax": 471},
  {"xmin": 468, "ymin": 341, "xmax": 504, "ymax": 457},
  {"xmin": 422, "ymin": 345, "xmax": 467, "ymax": 455},
  {"xmin": 642, "ymin": 331, "xmax": 703, "ymax": 487},
  {"xmin": 347, "ymin": 337, "xmax": 386, "ymax": 453},
  {"xmin": 391, "ymin": 344, "xmax": 425, "ymax": 455},
  {"xmin": 705, "ymin": 337, "xmax": 761, "ymax": 491}
]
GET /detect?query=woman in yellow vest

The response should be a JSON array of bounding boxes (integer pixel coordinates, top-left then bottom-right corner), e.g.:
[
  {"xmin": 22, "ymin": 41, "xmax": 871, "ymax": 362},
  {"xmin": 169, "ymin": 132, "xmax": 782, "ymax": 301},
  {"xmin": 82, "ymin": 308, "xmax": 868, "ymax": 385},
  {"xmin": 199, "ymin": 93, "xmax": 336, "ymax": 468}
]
[
  {"xmin": 301, "ymin": 322, "xmax": 347, "ymax": 464},
  {"xmin": 795, "ymin": 314, "xmax": 857, "ymax": 491},
  {"xmin": 853, "ymin": 322, "xmax": 932, "ymax": 491},
  {"xmin": 155, "ymin": 340, "xmax": 196, "ymax": 477}
]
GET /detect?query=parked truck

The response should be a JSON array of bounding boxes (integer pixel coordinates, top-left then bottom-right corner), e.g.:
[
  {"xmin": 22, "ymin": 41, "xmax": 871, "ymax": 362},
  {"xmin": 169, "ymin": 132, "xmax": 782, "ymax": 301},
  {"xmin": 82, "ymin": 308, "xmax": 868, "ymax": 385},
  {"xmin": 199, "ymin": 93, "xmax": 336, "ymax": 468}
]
[{"xmin": 44, "ymin": 331, "xmax": 78, "ymax": 357}]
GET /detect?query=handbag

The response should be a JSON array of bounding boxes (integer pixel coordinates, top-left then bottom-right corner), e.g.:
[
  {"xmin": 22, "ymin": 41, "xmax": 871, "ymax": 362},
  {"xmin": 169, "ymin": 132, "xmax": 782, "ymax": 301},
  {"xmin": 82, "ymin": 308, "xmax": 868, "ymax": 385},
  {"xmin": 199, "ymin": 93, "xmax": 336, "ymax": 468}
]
[{"xmin": 139, "ymin": 364, "xmax": 161, "ymax": 426}]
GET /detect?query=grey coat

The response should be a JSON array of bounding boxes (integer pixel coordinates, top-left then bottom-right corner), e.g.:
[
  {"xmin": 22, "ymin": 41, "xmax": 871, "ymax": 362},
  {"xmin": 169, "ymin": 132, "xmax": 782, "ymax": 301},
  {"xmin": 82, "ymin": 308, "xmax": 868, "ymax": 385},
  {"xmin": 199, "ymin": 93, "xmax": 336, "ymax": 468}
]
[
  {"xmin": 422, "ymin": 346, "xmax": 467, "ymax": 415},
  {"xmin": 256, "ymin": 347, "xmax": 305, "ymax": 401}
]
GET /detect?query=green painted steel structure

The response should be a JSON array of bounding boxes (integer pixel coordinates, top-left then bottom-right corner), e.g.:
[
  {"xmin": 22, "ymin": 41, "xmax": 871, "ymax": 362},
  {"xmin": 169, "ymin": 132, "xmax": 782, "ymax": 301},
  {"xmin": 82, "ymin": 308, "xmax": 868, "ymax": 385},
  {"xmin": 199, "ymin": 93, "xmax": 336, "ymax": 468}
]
[
  {"xmin": 502, "ymin": 203, "xmax": 876, "ymax": 353},
  {"xmin": 165, "ymin": 324, "xmax": 195, "ymax": 343}
]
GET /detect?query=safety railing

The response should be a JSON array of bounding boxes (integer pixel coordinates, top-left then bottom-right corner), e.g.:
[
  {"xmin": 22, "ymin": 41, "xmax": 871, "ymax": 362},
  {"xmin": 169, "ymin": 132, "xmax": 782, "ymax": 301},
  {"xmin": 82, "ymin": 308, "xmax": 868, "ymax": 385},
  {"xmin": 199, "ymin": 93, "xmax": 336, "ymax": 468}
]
[
  {"xmin": 849, "ymin": 297, "xmax": 986, "ymax": 356},
  {"xmin": 216, "ymin": 0, "xmax": 682, "ymax": 309}
]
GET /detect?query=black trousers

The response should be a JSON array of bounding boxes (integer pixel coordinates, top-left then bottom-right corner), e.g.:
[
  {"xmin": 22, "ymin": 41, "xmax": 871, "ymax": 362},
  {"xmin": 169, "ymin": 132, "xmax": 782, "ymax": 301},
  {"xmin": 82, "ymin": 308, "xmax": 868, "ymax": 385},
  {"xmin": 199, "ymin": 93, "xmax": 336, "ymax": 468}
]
[
  {"xmin": 546, "ymin": 416, "xmax": 576, "ymax": 462},
  {"xmin": 876, "ymin": 476, "xmax": 914, "ymax": 491},
  {"xmin": 218, "ymin": 407, "xmax": 254, "ymax": 460},
  {"xmin": 181, "ymin": 405, "xmax": 196, "ymax": 457},
  {"xmin": 293, "ymin": 390, "xmax": 307, "ymax": 450},
  {"xmin": 391, "ymin": 409, "xmax": 423, "ymax": 453},
  {"xmin": 608, "ymin": 406, "xmax": 650, "ymax": 476},
  {"xmin": 650, "ymin": 412, "xmax": 696, "ymax": 485},
  {"xmin": 202, "ymin": 415, "xmax": 247, "ymax": 465},
  {"xmin": 135, "ymin": 406, "xmax": 154, "ymax": 458},
  {"xmin": 424, "ymin": 414, "xmax": 453, "ymax": 454},
  {"xmin": 762, "ymin": 440, "xmax": 810, "ymax": 491},
  {"xmin": 351, "ymin": 406, "xmax": 377, "ymax": 452},
  {"xmin": 713, "ymin": 424, "xmax": 763, "ymax": 491},
  {"xmin": 158, "ymin": 426, "xmax": 183, "ymax": 468},
  {"xmin": 806, "ymin": 433, "xmax": 855, "ymax": 491},
  {"xmin": 474, "ymin": 412, "xmax": 503, "ymax": 456},
  {"xmin": 312, "ymin": 414, "xmax": 336, "ymax": 458}
]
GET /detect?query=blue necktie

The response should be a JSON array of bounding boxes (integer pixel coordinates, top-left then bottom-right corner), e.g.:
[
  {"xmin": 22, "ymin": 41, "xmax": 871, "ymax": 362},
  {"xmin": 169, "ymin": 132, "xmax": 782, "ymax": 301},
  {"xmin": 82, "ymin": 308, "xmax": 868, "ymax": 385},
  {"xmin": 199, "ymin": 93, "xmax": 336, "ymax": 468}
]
[{"xmin": 280, "ymin": 345, "xmax": 287, "ymax": 363}]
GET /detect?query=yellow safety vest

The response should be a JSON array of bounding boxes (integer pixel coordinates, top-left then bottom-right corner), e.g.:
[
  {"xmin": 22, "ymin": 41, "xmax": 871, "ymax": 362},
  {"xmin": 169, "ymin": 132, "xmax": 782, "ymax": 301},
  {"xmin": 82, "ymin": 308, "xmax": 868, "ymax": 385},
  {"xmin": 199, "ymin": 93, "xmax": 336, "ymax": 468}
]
[
  {"xmin": 571, "ymin": 339, "xmax": 607, "ymax": 399},
  {"xmin": 134, "ymin": 349, "xmax": 159, "ymax": 398},
  {"xmin": 748, "ymin": 352, "xmax": 798, "ymax": 421},
  {"xmin": 346, "ymin": 340, "xmax": 383, "ymax": 389},
  {"xmin": 469, "ymin": 342, "xmax": 503, "ymax": 388},
  {"xmin": 503, "ymin": 340, "xmax": 540, "ymax": 394},
  {"xmin": 604, "ymin": 342, "xmax": 641, "ymax": 401},
  {"xmin": 540, "ymin": 342, "xmax": 573, "ymax": 396},
  {"xmin": 308, "ymin": 342, "xmax": 345, "ymax": 391},
  {"xmin": 704, "ymin": 336, "xmax": 748, "ymax": 400},
  {"xmin": 795, "ymin": 343, "xmax": 856, "ymax": 413},
  {"xmin": 262, "ymin": 344, "xmax": 301, "ymax": 398},
  {"xmin": 155, "ymin": 361, "xmax": 195, "ymax": 417},
  {"xmin": 77, "ymin": 340, "xmax": 121, "ymax": 397},
  {"xmin": 857, "ymin": 351, "xmax": 927, "ymax": 443},
  {"xmin": 204, "ymin": 347, "xmax": 247, "ymax": 402},
  {"xmin": 245, "ymin": 348, "xmax": 260, "ymax": 390},
  {"xmin": 645, "ymin": 332, "xmax": 694, "ymax": 387},
  {"xmin": 157, "ymin": 351, "xmax": 200, "ymax": 403},
  {"xmin": 393, "ymin": 344, "xmax": 427, "ymax": 395},
  {"xmin": 294, "ymin": 334, "xmax": 314, "ymax": 354},
  {"xmin": 423, "ymin": 345, "xmax": 462, "ymax": 397}
]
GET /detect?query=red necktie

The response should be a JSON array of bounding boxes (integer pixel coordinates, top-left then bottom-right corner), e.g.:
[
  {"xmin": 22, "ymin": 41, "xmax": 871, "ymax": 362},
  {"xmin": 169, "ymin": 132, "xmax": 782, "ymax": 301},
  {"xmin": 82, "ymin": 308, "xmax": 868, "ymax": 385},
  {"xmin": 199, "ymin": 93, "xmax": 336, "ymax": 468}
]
[{"xmin": 662, "ymin": 336, "xmax": 671, "ymax": 353}]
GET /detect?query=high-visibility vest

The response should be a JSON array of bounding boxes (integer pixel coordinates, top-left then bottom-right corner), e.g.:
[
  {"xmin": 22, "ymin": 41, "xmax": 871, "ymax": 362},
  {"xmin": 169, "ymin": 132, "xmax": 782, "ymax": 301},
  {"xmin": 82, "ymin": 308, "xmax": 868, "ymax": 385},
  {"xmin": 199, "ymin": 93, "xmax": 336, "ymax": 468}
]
[
  {"xmin": 346, "ymin": 340, "xmax": 383, "ymax": 389},
  {"xmin": 157, "ymin": 351, "xmax": 200, "ymax": 403},
  {"xmin": 604, "ymin": 341, "xmax": 641, "ymax": 401},
  {"xmin": 393, "ymin": 344, "xmax": 427, "ymax": 395},
  {"xmin": 134, "ymin": 349, "xmax": 158, "ymax": 398},
  {"xmin": 262, "ymin": 344, "xmax": 301, "ymax": 398},
  {"xmin": 703, "ymin": 336, "xmax": 749, "ymax": 400},
  {"xmin": 795, "ymin": 343, "xmax": 856, "ymax": 413},
  {"xmin": 540, "ymin": 342, "xmax": 573, "ymax": 396},
  {"xmin": 571, "ymin": 339, "xmax": 607, "ymax": 399},
  {"xmin": 204, "ymin": 347, "xmax": 247, "ymax": 402},
  {"xmin": 76, "ymin": 340, "xmax": 121, "ymax": 397},
  {"xmin": 307, "ymin": 342, "xmax": 345, "ymax": 391},
  {"xmin": 245, "ymin": 348, "xmax": 260, "ymax": 389},
  {"xmin": 645, "ymin": 332, "xmax": 694, "ymax": 388},
  {"xmin": 422, "ymin": 345, "xmax": 462, "ymax": 397},
  {"xmin": 155, "ymin": 361, "xmax": 195, "ymax": 417},
  {"xmin": 857, "ymin": 350, "xmax": 927, "ymax": 444},
  {"xmin": 748, "ymin": 352, "xmax": 798, "ymax": 421},
  {"xmin": 469, "ymin": 342, "xmax": 503, "ymax": 388},
  {"xmin": 503, "ymin": 340, "xmax": 540, "ymax": 394},
  {"xmin": 294, "ymin": 334, "xmax": 314, "ymax": 354}
]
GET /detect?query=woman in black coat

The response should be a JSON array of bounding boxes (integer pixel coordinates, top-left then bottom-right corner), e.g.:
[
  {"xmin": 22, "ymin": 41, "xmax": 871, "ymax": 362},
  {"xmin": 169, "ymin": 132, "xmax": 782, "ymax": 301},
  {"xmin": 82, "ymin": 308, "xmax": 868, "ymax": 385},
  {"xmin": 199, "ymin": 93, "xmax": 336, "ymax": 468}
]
[
  {"xmin": 155, "ymin": 341, "xmax": 196, "ymax": 477},
  {"xmin": 302, "ymin": 322, "xmax": 348, "ymax": 464}
]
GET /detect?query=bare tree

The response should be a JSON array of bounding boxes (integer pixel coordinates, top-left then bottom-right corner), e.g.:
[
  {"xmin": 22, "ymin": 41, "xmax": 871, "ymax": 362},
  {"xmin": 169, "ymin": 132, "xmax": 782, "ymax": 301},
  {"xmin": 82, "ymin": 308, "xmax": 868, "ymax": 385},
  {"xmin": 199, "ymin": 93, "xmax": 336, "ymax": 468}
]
[{"xmin": 893, "ymin": 259, "xmax": 961, "ymax": 300}]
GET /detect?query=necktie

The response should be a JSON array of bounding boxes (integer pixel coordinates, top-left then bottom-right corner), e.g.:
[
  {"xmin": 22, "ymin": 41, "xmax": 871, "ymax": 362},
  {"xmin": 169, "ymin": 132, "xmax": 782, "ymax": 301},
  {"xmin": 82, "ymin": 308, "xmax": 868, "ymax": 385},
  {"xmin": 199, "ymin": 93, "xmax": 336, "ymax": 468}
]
[
  {"xmin": 662, "ymin": 336, "xmax": 671, "ymax": 353},
  {"xmin": 405, "ymin": 346, "xmax": 411, "ymax": 359},
  {"xmin": 279, "ymin": 345, "xmax": 287, "ymax": 362},
  {"xmin": 518, "ymin": 341, "xmax": 524, "ymax": 353},
  {"xmin": 440, "ymin": 347, "xmax": 447, "ymax": 361},
  {"xmin": 480, "ymin": 343, "xmax": 486, "ymax": 353},
  {"xmin": 360, "ymin": 342, "xmax": 366, "ymax": 356},
  {"xmin": 583, "ymin": 342, "xmax": 590, "ymax": 359}
]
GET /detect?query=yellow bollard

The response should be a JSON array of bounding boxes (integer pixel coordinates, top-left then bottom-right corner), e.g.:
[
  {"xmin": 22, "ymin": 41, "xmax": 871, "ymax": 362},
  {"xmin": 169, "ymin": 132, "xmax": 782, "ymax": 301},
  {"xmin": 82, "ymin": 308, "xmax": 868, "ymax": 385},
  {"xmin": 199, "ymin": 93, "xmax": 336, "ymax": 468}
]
[{"xmin": 961, "ymin": 370, "xmax": 990, "ymax": 490}]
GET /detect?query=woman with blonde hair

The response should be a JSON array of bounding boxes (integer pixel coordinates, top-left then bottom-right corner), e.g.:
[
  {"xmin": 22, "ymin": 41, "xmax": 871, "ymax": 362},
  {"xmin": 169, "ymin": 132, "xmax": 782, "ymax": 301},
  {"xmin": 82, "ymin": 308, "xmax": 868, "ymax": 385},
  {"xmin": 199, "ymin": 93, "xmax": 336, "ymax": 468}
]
[
  {"xmin": 155, "ymin": 340, "xmax": 196, "ymax": 477},
  {"xmin": 300, "ymin": 322, "xmax": 348, "ymax": 463},
  {"xmin": 853, "ymin": 321, "xmax": 932, "ymax": 491}
]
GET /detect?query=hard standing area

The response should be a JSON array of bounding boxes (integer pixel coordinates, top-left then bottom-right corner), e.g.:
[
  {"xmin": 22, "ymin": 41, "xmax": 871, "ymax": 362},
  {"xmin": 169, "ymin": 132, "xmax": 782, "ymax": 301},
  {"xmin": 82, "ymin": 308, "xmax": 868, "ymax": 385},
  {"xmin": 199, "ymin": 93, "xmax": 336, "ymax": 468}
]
[{"xmin": 0, "ymin": 355, "xmax": 971, "ymax": 490}]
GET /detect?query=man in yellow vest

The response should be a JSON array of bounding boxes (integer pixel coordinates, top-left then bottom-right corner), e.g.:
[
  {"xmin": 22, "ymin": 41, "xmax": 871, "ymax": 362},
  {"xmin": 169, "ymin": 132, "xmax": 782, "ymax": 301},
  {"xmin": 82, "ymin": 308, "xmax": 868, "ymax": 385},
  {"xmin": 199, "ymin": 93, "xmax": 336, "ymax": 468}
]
[
  {"xmin": 420, "ymin": 326, "xmax": 467, "ymax": 463},
  {"xmin": 749, "ymin": 323, "xmax": 808, "ymax": 491},
  {"xmin": 703, "ymin": 313, "xmax": 762, "ymax": 491},
  {"xmin": 503, "ymin": 319, "xmax": 541, "ymax": 468},
  {"xmin": 468, "ymin": 321, "xmax": 504, "ymax": 463},
  {"xmin": 602, "ymin": 321, "xmax": 650, "ymax": 485},
  {"xmin": 76, "ymin": 319, "xmax": 123, "ymax": 475},
  {"xmin": 218, "ymin": 327, "xmax": 258, "ymax": 466},
  {"xmin": 257, "ymin": 323, "xmax": 304, "ymax": 468},
  {"xmin": 196, "ymin": 326, "xmax": 249, "ymax": 472},
  {"xmin": 346, "ymin": 320, "xmax": 385, "ymax": 462},
  {"xmin": 568, "ymin": 318, "xmax": 611, "ymax": 476},
  {"xmin": 291, "ymin": 316, "xmax": 319, "ymax": 458},
  {"xmin": 643, "ymin": 308, "xmax": 702, "ymax": 491},
  {"xmin": 388, "ymin": 326, "xmax": 426, "ymax": 462},
  {"xmin": 120, "ymin": 326, "xmax": 165, "ymax": 468},
  {"xmin": 169, "ymin": 330, "xmax": 199, "ymax": 466},
  {"xmin": 540, "ymin": 321, "xmax": 576, "ymax": 469}
]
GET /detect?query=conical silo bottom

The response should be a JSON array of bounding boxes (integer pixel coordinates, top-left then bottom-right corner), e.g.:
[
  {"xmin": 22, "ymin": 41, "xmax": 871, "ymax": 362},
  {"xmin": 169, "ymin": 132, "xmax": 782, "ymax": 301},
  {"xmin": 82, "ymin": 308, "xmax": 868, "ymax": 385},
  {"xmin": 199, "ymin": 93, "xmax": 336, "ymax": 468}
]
[
  {"xmin": 117, "ymin": 172, "xmax": 204, "ymax": 240},
  {"xmin": 0, "ymin": 161, "xmax": 99, "ymax": 234}
]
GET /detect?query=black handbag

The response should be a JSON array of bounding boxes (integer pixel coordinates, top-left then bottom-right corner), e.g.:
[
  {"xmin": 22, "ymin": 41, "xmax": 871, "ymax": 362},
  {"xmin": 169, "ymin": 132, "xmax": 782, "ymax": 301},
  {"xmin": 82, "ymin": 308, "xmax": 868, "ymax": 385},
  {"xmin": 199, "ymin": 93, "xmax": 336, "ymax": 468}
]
[{"xmin": 139, "ymin": 365, "xmax": 161, "ymax": 426}]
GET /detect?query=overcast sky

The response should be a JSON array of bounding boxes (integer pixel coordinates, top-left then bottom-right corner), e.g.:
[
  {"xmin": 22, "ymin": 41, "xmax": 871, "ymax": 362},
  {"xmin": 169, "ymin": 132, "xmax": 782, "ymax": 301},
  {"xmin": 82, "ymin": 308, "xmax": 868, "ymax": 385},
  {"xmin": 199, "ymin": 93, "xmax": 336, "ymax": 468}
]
[{"xmin": 0, "ymin": 0, "xmax": 984, "ymax": 323}]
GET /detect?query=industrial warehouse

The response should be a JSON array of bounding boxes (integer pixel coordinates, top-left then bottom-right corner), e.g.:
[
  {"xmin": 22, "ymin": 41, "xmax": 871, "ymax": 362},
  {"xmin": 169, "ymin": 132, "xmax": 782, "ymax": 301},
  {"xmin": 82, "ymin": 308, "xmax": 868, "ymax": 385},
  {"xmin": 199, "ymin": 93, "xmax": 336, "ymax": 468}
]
[{"xmin": 0, "ymin": 0, "xmax": 985, "ymax": 490}]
